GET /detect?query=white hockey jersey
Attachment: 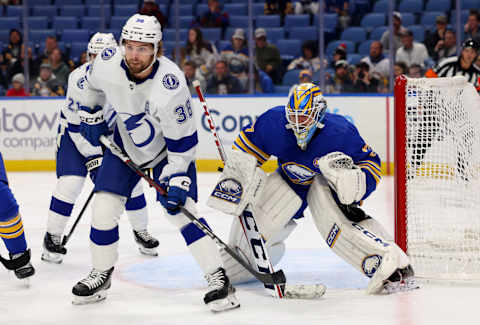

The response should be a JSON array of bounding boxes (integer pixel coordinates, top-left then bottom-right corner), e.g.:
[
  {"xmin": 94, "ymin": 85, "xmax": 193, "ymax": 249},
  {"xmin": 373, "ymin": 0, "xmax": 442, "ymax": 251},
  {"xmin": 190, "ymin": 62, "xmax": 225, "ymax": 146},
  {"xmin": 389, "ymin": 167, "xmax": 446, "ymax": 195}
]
[{"xmin": 85, "ymin": 47, "xmax": 197, "ymax": 178}]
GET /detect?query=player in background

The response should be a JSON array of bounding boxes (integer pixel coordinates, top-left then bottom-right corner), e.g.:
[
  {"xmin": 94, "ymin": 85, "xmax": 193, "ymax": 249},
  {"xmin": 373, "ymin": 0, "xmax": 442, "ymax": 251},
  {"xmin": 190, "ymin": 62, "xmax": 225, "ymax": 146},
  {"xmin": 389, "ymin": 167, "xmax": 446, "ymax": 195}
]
[
  {"xmin": 0, "ymin": 152, "xmax": 35, "ymax": 280},
  {"xmin": 42, "ymin": 33, "xmax": 159, "ymax": 264},
  {"xmin": 71, "ymin": 14, "xmax": 239, "ymax": 312},
  {"xmin": 212, "ymin": 83, "xmax": 417, "ymax": 294}
]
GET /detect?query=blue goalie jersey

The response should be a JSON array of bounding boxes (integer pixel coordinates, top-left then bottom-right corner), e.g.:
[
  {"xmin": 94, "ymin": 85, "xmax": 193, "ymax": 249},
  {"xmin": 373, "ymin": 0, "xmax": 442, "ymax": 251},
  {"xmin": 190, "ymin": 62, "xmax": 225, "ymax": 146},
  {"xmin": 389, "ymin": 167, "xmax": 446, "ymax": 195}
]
[{"xmin": 233, "ymin": 106, "xmax": 382, "ymax": 213}]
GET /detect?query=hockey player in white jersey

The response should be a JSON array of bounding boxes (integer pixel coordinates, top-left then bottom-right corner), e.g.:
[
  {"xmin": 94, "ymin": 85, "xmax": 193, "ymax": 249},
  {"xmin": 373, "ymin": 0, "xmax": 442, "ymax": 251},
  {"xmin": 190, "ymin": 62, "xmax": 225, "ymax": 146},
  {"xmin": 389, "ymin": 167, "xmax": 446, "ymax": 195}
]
[
  {"xmin": 43, "ymin": 32, "xmax": 159, "ymax": 264},
  {"xmin": 71, "ymin": 15, "xmax": 239, "ymax": 312}
]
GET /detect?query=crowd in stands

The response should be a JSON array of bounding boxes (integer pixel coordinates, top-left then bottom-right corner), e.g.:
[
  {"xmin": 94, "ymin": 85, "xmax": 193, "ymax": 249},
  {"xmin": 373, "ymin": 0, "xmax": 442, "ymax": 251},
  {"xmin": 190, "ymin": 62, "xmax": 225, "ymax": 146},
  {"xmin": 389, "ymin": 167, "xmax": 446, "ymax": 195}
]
[{"xmin": 1, "ymin": 0, "xmax": 480, "ymax": 97}]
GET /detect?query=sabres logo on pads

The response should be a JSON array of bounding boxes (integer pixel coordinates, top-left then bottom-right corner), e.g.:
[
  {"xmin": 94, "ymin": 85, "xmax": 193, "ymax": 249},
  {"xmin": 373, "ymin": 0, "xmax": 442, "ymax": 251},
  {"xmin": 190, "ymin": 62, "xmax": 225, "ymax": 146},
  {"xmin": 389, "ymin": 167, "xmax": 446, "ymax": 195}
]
[{"xmin": 211, "ymin": 178, "xmax": 243, "ymax": 204}]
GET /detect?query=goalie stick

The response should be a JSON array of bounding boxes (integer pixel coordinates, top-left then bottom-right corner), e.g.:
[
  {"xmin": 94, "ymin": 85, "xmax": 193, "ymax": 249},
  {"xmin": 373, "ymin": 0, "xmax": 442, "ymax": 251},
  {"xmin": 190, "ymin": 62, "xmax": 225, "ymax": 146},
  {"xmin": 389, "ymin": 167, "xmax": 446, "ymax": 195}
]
[
  {"xmin": 61, "ymin": 190, "xmax": 94, "ymax": 246},
  {"xmin": 99, "ymin": 135, "xmax": 286, "ymax": 286}
]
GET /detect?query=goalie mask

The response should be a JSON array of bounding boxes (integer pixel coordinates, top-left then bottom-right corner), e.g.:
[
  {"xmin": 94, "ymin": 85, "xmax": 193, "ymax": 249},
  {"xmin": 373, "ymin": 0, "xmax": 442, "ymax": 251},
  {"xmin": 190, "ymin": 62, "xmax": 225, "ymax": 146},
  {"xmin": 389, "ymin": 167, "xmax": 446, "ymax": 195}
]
[
  {"xmin": 120, "ymin": 14, "xmax": 163, "ymax": 73},
  {"xmin": 87, "ymin": 32, "xmax": 118, "ymax": 61},
  {"xmin": 285, "ymin": 83, "xmax": 327, "ymax": 150}
]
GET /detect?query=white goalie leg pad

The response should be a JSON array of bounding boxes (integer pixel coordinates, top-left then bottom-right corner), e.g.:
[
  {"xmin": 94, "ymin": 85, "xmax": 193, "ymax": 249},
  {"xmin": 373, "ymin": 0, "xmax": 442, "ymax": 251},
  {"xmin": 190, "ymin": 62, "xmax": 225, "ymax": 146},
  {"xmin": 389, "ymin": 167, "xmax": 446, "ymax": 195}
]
[
  {"xmin": 126, "ymin": 180, "xmax": 148, "ymax": 231},
  {"xmin": 90, "ymin": 191, "xmax": 126, "ymax": 271},
  {"xmin": 47, "ymin": 175, "xmax": 85, "ymax": 235},
  {"xmin": 207, "ymin": 149, "xmax": 266, "ymax": 216},
  {"xmin": 307, "ymin": 176, "xmax": 410, "ymax": 294}
]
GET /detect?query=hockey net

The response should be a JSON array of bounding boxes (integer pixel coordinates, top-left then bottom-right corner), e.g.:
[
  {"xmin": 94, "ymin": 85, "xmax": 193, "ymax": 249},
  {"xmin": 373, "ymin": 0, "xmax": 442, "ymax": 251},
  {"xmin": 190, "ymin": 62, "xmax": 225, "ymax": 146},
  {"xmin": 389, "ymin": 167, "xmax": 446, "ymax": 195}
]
[{"xmin": 395, "ymin": 75, "xmax": 480, "ymax": 280}]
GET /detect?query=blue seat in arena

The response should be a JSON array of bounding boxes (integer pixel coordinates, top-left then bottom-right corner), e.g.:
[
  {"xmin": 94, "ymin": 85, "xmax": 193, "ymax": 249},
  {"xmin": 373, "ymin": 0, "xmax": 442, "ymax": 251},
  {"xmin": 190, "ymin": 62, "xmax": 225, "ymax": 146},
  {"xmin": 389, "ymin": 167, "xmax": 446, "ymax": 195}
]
[
  {"xmin": 69, "ymin": 42, "xmax": 86, "ymax": 61},
  {"xmin": 276, "ymin": 39, "xmax": 302, "ymax": 59},
  {"xmin": 196, "ymin": 4, "xmax": 208, "ymax": 16},
  {"xmin": 282, "ymin": 69, "xmax": 302, "ymax": 86},
  {"xmin": 360, "ymin": 13, "xmax": 385, "ymax": 31},
  {"xmin": 358, "ymin": 40, "xmax": 374, "ymax": 56},
  {"xmin": 409, "ymin": 25, "xmax": 425, "ymax": 42},
  {"xmin": 114, "ymin": 0, "xmax": 137, "ymax": 4},
  {"xmin": 176, "ymin": 4, "xmax": 193, "ymax": 16},
  {"xmin": 400, "ymin": 12, "xmax": 415, "ymax": 26},
  {"xmin": 398, "ymin": 0, "xmax": 423, "ymax": 13},
  {"xmin": 369, "ymin": 26, "xmax": 388, "ymax": 40},
  {"xmin": 0, "ymin": 17, "xmax": 20, "ymax": 30},
  {"xmin": 84, "ymin": 0, "xmax": 103, "ymax": 4},
  {"xmin": 274, "ymin": 85, "xmax": 291, "ymax": 94},
  {"xmin": 29, "ymin": 0, "xmax": 52, "ymax": 5},
  {"xmin": 61, "ymin": 29, "xmax": 90, "ymax": 43},
  {"xmin": 217, "ymin": 40, "xmax": 230, "ymax": 51},
  {"xmin": 61, "ymin": 0, "xmax": 83, "ymax": 5},
  {"xmin": 451, "ymin": 10, "xmax": 470, "ymax": 26},
  {"xmin": 110, "ymin": 16, "xmax": 129, "ymax": 29},
  {"xmin": 252, "ymin": 3, "xmax": 265, "ymax": 16},
  {"xmin": 162, "ymin": 41, "xmax": 176, "ymax": 57},
  {"xmin": 229, "ymin": 15, "xmax": 249, "ymax": 28},
  {"xmin": 284, "ymin": 14, "xmax": 310, "ymax": 28},
  {"xmin": 87, "ymin": 5, "xmax": 111, "ymax": 19},
  {"xmin": 287, "ymin": 27, "xmax": 317, "ymax": 42},
  {"xmin": 256, "ymin": 15, "xmax": 281, "ymax": 28},
  {"xmin": 340, "ymin": 27, "xmax": 367, "ymax": 43},
  {"xmin": 326, "ymin": 40, "xmax": 355, "ymax": 55},
  {"xmin": 420, "ymin": 12, "xmax": 446, "ymax": 27},
  {"xmin": 32, "ymin": 5, "xmax": 57, "ymax": 18},
  {"xmin": 60, "ymin": 5, "xmax": 86, "ymax": 17},
  {"xmin": 265, "ymin": 28, "xmax": 285, "ymax": 43},
  {"xmin": 0, "ymin": 30, "xmax": 9, "ymax": 43},
  {"xmin": 462, "ymin": 0, "xmax": 480, "ymax": 10},
  {"xmin": 26, "ymin": 17, "xmax": 48, "ymax": 30},
  {"xmin": 223, "ymin": 3, "xmax": 248, "ymax": 16},
  {"xmin": 81, "ymin": 17, "xmax": 106, "ymax": 31},
  {"xmin": 313, "ymin": 14, "xmax": 338, "ymax": 31},
  {"xmin": 162, "ymin": 28, "xmax": 188, "ymax": 42},
  {"xmin": 373, "ymin": 0, "xmax": 388, "ymax": 13},
  {"xmin": 52, "ymin": 17, "xmax": 78, "ymax": 30},
  {"xmin": 5, "ymin": 6, "xmax": 23, "ymax": 17},
  {"xmin": 425, "ymin": 0, "xmax": 451, "ymax": 12},
  {"xmin": 30, "ymin": 29, "xmax": 56, "ymax": 43},
  {"xmin": 348, "ymin": 54, "xmax": 362, "ymax": 65},
  {"xmin": 114, "ymin": 5, "xmax": 137, "ymax": 17},
  {"xmin": 179, "ymin": 16, "xmax": 195, "ymax": 29},
  {"xmin": 201, "ymin": 28, "xmax": 221, "ymax": 42}
]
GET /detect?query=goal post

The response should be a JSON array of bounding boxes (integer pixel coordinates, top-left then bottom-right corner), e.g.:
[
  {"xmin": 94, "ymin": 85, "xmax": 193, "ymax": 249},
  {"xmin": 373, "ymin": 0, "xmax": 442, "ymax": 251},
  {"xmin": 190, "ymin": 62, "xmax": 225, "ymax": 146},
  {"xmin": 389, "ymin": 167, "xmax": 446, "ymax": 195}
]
[{"xmin": 394, "ymin": 75, "xmax": 480, "ymax": 280}]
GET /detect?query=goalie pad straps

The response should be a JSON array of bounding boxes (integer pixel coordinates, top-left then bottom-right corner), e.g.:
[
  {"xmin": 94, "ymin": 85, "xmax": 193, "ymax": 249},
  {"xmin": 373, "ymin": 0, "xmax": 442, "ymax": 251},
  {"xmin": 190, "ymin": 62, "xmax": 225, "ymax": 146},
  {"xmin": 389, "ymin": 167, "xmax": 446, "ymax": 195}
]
[
  {"xmin": 307, "ymin": 176, "xmax": 410, "ymax": 294},
  {"xmin": 317, "ymin": 151, "xmax": 366, "ymax": 205},
  {"xmin": 207, "ymin": 150, "xmax": 266, "ymax": 216}
]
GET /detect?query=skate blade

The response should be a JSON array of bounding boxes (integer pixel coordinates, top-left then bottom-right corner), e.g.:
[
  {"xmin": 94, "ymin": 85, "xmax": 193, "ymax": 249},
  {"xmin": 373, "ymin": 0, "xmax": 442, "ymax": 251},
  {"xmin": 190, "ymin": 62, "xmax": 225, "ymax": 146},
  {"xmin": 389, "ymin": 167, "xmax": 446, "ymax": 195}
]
[
  {"xmin": 72, "ymin": 291, "xmax": 108, "ymax": 305},
  {"xmin": 385, "ymin": 277, "xmax": 420, "ymax": 294},
  {"xmin": 283, "ymin": 284, "xmax": 327, "ymax": 299},
  {"xmin": 207, "ymin": 294, "xmax": 240, "ymax": 313},
  {"xmin": 138, "ymin": 247, "xmax": 158, "ymax": 257},
  {"xmin": 41, "ymin": 251, "xmax": 63, "ymax": 264}
]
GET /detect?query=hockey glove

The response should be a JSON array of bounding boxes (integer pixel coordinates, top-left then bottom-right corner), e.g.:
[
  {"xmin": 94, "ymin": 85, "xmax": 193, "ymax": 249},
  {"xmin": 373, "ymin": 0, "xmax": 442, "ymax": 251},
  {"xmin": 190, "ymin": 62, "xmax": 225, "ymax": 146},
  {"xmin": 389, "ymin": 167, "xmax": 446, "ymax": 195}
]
[
  {"xmin": 79, "ymin": 104, "xmax": 109, "ymax": 147},
  {"xmin": 86, "ymin": 155, "xmax": 102, "ymax": 183},
  {"xmin": 158, "ymin": 175, "xmax": 191, "ymax": 215}
]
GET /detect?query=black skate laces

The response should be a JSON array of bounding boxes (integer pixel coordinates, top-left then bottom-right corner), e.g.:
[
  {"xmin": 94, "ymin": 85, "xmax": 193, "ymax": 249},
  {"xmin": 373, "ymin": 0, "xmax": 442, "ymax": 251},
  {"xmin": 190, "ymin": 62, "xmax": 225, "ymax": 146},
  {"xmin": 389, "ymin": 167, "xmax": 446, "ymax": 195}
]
[
  {"xmin": 80, "ymin": 269, "xmax": 109, "ymax": 290},
  {"xmin": 51, "ymin": 234, "xmax": 62, "ymax": 246},
  {"xmin": 205, "ymin": 269, "xmax": 226, "ymax": 290},
  {"xmin": 136, "ymin": 230, "xmax": 154, "ymax": 241}
]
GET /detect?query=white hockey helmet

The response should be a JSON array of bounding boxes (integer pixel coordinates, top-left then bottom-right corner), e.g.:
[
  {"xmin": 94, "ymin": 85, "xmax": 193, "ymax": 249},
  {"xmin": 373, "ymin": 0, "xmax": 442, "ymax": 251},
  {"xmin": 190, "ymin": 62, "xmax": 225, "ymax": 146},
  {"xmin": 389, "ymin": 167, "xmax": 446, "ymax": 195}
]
[
  {"xmin": 285, "ymin": 83, "xmax": 327, "ymax": 150},
  {"xmin": 87, "ymin": 32, "xmax": 117, "ymax": 60},
  {"xmin": 120, "ymin": 14, "xmax": 162, "ymax": 58}
]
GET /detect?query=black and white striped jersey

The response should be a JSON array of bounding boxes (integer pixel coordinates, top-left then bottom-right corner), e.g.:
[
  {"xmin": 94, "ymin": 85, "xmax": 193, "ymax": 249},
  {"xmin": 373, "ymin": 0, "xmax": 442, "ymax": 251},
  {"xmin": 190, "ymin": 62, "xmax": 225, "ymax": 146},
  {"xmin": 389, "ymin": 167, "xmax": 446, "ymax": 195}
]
[{"xmin": 434, "ymin": 56, "xmax": 480, "ymax": 90}]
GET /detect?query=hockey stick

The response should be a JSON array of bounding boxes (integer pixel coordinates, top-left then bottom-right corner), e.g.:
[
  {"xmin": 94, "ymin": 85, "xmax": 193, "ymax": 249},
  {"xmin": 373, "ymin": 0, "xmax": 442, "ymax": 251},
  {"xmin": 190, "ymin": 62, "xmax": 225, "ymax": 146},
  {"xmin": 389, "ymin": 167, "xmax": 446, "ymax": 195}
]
[
  {"xmin": 62, "ymin": 190, "xmax": 94, "ymax": 246},
  {"xmin": 99, "ymin": 135, "xmax": 286, "ymax": 286},
  {"xmin": 193, "ymin": 81, "xmax": 286, "ymax": 298}
]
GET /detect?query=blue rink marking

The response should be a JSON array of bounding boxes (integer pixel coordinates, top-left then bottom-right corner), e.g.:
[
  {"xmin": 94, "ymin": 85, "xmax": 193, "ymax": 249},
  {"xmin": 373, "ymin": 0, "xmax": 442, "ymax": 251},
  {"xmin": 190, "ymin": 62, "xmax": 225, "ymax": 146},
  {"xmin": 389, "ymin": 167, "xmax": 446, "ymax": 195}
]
[{"xmin": 120, "ymin": 249, "xmax": 369, "ymax": 290}]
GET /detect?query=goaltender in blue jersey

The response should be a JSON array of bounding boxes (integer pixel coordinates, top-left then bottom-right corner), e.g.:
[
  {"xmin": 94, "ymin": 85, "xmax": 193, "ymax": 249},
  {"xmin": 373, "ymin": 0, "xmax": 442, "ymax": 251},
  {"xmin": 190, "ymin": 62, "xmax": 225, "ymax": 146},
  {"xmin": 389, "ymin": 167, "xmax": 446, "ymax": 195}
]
[{"xmin": 215, "ymin": 83, "xmax": 418, "ymax": 295}]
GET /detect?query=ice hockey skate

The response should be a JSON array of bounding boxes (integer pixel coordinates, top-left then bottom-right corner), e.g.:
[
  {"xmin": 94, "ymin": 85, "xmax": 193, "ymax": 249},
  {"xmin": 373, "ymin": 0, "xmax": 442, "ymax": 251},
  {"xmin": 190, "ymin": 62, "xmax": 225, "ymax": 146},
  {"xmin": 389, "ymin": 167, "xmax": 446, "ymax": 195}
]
[
  {"xmin": 133, "ymin": 230, "xmax": 159, "ymax": 256},
  {"xmin": 0, "ymin": 249, "xmax": 35, "ymax": 286},
  {"xmin": 41, "ymin": 232, "xmax": 67, "ymax": 264},
  {"xmin": 72, "ymin": 267, "xmax": 114, "ymax": 305},
  {"xmin": 383, "ymin": 265, "xmax": 419, "ymax": 294},
  {"xmin": 204, "ymin": 267, "xmax": 240, "ymax": 313}
]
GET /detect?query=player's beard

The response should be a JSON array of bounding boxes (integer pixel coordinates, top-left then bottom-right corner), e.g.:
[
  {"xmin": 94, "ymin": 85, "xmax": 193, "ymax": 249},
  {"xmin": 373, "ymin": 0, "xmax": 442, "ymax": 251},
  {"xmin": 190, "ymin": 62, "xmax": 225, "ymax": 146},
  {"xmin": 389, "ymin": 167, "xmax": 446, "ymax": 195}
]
[{"xmin": 126, "ymin": 56, "xmax": 153, "ymax": 75}]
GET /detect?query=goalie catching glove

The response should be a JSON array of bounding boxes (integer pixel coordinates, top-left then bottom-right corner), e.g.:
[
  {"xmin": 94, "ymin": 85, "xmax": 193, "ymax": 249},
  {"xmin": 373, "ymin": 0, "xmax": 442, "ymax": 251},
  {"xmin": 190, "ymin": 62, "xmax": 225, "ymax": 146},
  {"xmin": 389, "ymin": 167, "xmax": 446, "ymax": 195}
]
[{"xmin": 317, "ymin": 151, "xmax": 366, "ymax": 205}]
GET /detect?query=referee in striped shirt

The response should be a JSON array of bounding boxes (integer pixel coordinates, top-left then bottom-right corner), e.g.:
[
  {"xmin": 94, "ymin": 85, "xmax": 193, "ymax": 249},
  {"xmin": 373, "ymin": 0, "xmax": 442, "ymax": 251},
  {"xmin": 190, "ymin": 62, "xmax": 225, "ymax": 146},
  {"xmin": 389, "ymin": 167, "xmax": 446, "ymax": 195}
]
[{"xmin": 426, "ymin": 39, "xmax": 480, "ymax": 91}]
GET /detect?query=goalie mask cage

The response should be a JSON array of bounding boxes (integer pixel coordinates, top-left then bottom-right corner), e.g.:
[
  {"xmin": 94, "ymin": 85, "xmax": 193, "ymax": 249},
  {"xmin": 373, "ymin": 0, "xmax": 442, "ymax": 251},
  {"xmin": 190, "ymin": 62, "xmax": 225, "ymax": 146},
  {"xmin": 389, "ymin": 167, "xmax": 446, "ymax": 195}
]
[{"xmin": 394, "ymin": 75, "xmax": 480, "ymax": 280}]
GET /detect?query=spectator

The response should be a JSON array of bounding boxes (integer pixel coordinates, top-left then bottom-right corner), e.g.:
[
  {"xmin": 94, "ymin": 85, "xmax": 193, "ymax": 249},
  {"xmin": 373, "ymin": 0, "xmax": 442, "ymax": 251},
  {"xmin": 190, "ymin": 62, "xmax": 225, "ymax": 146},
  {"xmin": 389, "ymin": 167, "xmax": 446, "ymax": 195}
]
[
  {"xmin": 198, "ymin": 0, "xmax": 229, "ymax": 31},
  {"xmin": 6, "ymin": 73, "xmax": 28, "ymax": 97},
  {"xmin": 396, "ymin": 29, "xmax": 429, "ymax": 68},
  {"xmin": 434, "ymin": 29, "xmax": 457, "ymax": 64},
  {"xmin": 394, "ymin": 61, "xmax": 408, "ymax": 78},
  {"xmin": 330, "ymin": 43, "xmax": 347, "ymax": 69},
  {"xmin": 139, "ymin": 0, "xmax": 167, "ymax": 30},
  {"xmin": 360, "ymin": 41, "xmax": 389, "ymax": 81},
  {"xmin": 407, "ymin": 63, "xmax": 423, "ymax": 78},
  {"xmin": 48, "ymin": 48, "xmax": 70, "ymax": 87},
  {"xmin": 206, "ymin": 60, "xmax": 244, "ymax": 94},
  {"xmin": 183, "ymin": 60, "xmax": 206, "ymax": 96},
  {"xmin": 464, "ymin": 10, "xmax": 480, "ymax": 43},
  {"xmin": 0, "ymin": 53, "xmax": 8, "ymax": 95},
  {"xmin": 32, "ymin": 35, "xmax": 58, "ymax": 77},
  {"xmin": 287, "ymin": 40, "xmax": 322, "ymax": 72},
  {"xmin": 220, "ymin": 28, "xmax": 249, "ymax": 85},
  {"xmin": 293, "ymin": 0, "xmax": 319, "ymax": 15},
  {"xmin": 325, "ymin": 0, "xmax": 350, "ymax": 29},
  {"xmin": 288, "ymin": 69, "xmax": 313, "ymax": 95},
  {"xmin": 425, "ymin": 15, "xmax": 448, "ymax": 58},
  {"xmin": 7, "ymin": 44, "xmax": 34, "ymax": 83},
  {"xmin": 180, "ymin": 28, "xmax": 218, "ymax": 79},
  {"xmin": 381, "ymin": 12, "xmax": 407, "ymax": 54},
  {"xmin": 254, "ymin": 28, "xmax": 282, "ymax": 84},
  {"xmin": 76, "ymin": 51, "xmax": 88, "ymax": 68},
  {"xmin": 351, "ymin": 61, "xmax": 380, "ymax": 93},
  {"xmin": 264, "ymin": 0, "xmax": 293, "ymax": 18},
  {"xmin": 3, "ymin": 29, "xmax": 22, "ymax": 66},
  {"xmin": 325, "ymin": 59, "xmax": 354, "ymax": 93},
  {"xmin": 31, "ymin": 63, "xmax": 65, "ymax": 97}
]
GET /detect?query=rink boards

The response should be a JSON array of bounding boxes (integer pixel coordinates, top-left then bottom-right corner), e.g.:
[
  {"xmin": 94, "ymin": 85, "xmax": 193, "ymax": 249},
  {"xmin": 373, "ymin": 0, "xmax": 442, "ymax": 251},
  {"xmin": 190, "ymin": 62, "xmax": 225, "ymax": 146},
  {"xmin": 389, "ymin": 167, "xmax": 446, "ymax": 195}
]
[{"xmin": 0, "ymin": 94, "xmax": 394, "ymax": 174}]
